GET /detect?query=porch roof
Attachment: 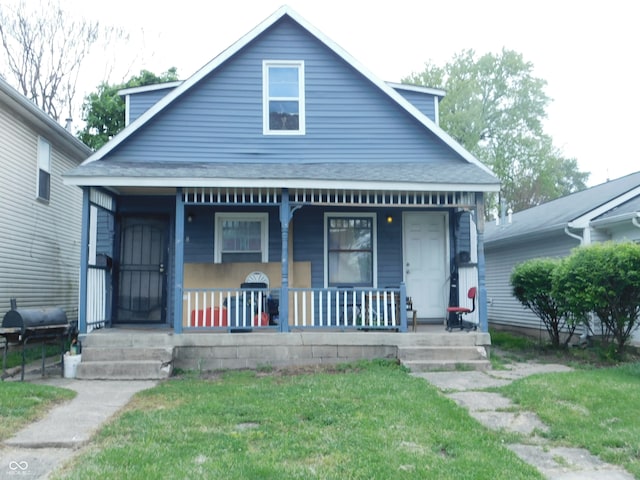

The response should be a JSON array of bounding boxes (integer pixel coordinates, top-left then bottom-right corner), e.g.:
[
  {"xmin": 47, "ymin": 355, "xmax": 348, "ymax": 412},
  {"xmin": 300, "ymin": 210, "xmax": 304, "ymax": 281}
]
[{"xmin": 63, "ymin": 160, "xmax": 500, "ymax": 192}]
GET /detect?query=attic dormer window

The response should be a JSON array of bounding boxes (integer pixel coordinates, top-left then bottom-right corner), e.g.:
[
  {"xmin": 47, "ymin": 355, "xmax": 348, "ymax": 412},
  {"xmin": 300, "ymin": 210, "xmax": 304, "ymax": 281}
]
[{"xmin": 263, "ymin": 61, "xmax": 305, "ymax": 135}]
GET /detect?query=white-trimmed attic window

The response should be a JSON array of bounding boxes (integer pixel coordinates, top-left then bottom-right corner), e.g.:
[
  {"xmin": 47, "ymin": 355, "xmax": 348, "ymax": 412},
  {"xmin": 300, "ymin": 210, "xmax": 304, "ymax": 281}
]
[
  {"xmin": 37, "ymin": 136, "xmax": 51, "ymax": 202},
  {"xmin": 214, "ymin": 212, "xmax": 269, "ymax": 263},
  {"xmin": 263, "ymin": 60, "xmax": 305, "ymax": 135}
]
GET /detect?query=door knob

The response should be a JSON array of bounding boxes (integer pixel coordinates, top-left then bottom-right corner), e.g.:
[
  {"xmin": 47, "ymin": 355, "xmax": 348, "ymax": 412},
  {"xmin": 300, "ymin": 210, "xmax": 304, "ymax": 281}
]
[{"xmin": 159, "ymin": 263, "xmax": 165, "ymax": 273}]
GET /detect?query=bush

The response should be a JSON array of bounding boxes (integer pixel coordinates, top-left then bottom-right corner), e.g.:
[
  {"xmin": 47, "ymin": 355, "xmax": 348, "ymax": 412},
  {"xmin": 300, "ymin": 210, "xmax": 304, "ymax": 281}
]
[
  {"xmin": 553, "ymin": 242, "xmax": 640, "ymax": 356},
  {"xmin": 510, "ymin": 258, "xmax": 577, "ymax": 347}
]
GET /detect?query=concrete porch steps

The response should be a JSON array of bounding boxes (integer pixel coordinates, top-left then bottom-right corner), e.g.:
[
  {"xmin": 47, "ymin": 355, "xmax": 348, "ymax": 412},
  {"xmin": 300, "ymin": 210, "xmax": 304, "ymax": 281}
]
[
  {"xmin": 76, "ymin": 333, "xmax": 174, "ymax": 380},
  {"xmin": 397, "ymin": 345, "xmax": 490, "ymax": 372},
  {"xmin": 75, "ymin": 327, "xmax": 491, "ymax": 377}
]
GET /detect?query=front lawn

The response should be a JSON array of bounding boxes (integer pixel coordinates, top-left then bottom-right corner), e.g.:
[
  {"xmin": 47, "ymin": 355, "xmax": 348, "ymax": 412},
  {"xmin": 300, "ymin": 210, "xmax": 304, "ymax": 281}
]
[
  {"xmin": 497, "ymin": 362, "xmax": 640, "ymax": 478},
  {"xmin": 0, "ymin": 382, "xmax": 75, "ymax": 441},
  {"xmin": 55, "ymin": 360, "xmax": 542, "ymax": 480}
]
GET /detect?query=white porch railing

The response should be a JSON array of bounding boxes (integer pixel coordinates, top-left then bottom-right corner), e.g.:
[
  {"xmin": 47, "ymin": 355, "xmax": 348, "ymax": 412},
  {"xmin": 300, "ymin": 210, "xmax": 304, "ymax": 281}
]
[
  {"xmin": 183, "ymin": 288, "xmax": 275, "ymax": 330},
  {"xmin": 290, "ymin": 288, "xmax": 405, "ymax": 329},
  {"xmin": 182, "ymin": 287, "xmax": 408, "ymax": 331}
]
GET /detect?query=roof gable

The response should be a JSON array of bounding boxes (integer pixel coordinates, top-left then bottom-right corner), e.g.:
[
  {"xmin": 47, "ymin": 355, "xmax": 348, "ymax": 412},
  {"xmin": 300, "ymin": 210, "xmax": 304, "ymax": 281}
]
[{"xmin": 79, "ymin": 6, "xmax": 494, "ymax": 179}]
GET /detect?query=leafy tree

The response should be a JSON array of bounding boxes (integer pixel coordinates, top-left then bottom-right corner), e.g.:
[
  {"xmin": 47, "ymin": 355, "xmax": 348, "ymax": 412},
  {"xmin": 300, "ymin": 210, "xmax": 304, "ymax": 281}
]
[
  {"xmin": 0, "ymin": 0, "xmax": 125, "ymax": 122},
  {"xmin": 553, "ymin": 242, "xmax": 640, "ymax": 356},
  {"xmin": 510, "ymin": 258, "xmax": 578, "ymax": 347},
  {"xmin": 79, "ymin": 68, "xmax": 179, "ymax": 150},
  {"xmin": 403, "ymin": 49, "xmax": 589, "ymax": 214}
]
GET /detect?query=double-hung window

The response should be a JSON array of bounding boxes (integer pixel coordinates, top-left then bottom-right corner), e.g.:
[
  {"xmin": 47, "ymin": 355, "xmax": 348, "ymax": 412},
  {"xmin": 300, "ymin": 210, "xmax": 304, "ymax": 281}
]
[
  {"xmin": 325, "ymin": 214, "xmax": 376, "ymax": 287},
  {"xmin": 263, "ymin": 61, "xmax": 305, "ymax": 134},
  {"xmin": 37, "ymin": 137, "xmax": 51, "ymax": 202},
  {"xmin": 215, "ymin": 213, "xmax": 268, "ymax": 263}
]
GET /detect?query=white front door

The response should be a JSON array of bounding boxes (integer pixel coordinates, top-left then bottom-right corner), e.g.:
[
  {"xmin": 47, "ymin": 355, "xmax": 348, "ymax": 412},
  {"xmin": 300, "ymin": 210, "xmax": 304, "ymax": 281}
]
[{"xmin": 403, "ymin": 212, "xmax": 448, "ymax": 319}]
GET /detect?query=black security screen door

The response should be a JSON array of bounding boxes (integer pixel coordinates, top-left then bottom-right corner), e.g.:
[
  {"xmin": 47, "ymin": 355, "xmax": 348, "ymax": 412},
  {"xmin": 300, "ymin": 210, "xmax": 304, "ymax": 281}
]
[{"xmin": 116, "ymin": 216, "xmax": 168, "ymax": 324}]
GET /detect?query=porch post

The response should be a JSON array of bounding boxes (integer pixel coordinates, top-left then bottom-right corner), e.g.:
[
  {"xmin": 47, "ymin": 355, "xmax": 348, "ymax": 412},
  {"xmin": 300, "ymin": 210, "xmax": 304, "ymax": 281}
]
[
  {"xmin": 173, "ymin": 188, "xmax": 185, "ymax": 334},
  {"xmin": 78, "ymin": 187, "xmax": 90, "ymax": 334},
  {"xmin": 399, "ymin": 283, "xmax": 408, "ymax": 332},
  {"xmin": 279, "ymin": 188, "xmax": 290, "ymax": 332},
  {"xmin": 475, "ymin": 193, "xmax": 489, "ymax": 332}
]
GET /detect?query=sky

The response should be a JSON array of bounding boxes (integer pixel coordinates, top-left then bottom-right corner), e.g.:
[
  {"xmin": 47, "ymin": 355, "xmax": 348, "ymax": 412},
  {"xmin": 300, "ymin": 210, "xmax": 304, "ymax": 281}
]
[{"xmin": 35, "ymin": 1, "xmax": 640, "ymax": 186}]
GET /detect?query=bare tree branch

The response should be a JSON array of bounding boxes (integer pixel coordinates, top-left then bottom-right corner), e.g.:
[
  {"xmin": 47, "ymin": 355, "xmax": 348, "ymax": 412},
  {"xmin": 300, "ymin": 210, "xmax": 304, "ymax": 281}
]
[{"xmin": 0, "ymin": 0, "xmax": 120, "ymax": 122}]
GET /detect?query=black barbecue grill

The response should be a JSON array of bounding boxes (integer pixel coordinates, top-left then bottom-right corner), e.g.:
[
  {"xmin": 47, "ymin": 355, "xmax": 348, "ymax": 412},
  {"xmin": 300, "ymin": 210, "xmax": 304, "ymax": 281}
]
[{"xmin": 1, "ymin": 299, "xmax": 76, "ymax": 381}]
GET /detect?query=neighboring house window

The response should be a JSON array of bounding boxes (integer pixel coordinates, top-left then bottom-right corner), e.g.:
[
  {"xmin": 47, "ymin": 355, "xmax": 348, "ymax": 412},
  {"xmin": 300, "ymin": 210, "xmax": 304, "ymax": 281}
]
[
  {"xmin": 263, "ymin": 61, "xmax": 305, "ymax": 135},
  {"xmin": 37, "ymin": 137, "xmax": 51, "ymax": 201},
  {"xmin": 325, "ymin": 214, "xmax": 377, "ymax": 287},
  {"xmin": 215, "ymin": 213, "xmax": 268, "ymax": 263}
]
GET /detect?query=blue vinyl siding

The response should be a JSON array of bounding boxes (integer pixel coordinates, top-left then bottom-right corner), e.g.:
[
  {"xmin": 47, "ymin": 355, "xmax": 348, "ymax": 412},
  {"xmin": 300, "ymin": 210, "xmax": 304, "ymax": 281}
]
[
  {"xmin": 183, "ymin": 206, "xmax": 281, "ymax": 263},
  {"xmin": 127, "ymin": 88, "xmax": 176, "ymax": 124},
  {"xmin": 109, "ymin": 17, "xmax": 461, "ymax": 164},
  {"xmin": 96, "ymin": 207, "xmax": 114, "ymax": 258},
  {"xmin": 455, "ymin": 212, "xmax": 472, "ymax": 261},
  {"xmin": 393, "ymin": 89, "xmax": 438, "ymax": 122},
  {"xmin": 292, "ymin": 206, "xmax": 404, "ymax": 289}
]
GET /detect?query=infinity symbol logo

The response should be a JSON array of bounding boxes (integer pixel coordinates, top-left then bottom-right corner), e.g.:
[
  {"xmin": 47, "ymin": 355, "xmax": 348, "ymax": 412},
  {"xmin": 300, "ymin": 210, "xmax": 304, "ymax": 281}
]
[{"xmin": 9, "ymin": 460, "xmax": 29, "ymax": 471}]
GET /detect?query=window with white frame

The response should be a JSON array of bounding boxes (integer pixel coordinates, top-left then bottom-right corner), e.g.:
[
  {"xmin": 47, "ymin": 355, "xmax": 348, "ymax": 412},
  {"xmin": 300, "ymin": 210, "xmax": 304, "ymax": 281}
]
[
  {"xmin": 215, "ymin": 213, "xmax": 269, "ymax": 263},
  {"xmin": 325, "ymin": 214, "xmax": 376, "ymax": 287},
  {"xmin": 37, "ymin": 137, "xmax": 51, "ymax": 201},
  {"xmin": 263, "ymin": 61, "xmax": 305, "ymax": 134}
]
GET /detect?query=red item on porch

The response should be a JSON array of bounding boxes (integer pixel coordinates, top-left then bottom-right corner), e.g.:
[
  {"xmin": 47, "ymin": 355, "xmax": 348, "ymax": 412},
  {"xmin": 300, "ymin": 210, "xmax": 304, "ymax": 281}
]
[
  {"xmin": 254, "ymin": 312, "xmax": 269, "ymax": 326},
  {"xmin": 191, "ymin": 307, "xmax": 228, "ymax": 327}
]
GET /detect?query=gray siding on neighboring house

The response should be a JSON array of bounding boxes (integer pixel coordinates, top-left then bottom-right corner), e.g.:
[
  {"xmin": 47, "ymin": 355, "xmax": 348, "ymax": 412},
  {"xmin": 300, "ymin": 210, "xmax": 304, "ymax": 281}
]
[
  {"xmin": 108, "ymin": 17, "xmax": 461, "ymax": 165},
  {"xmin": 392, "ymin": 89, "xmax": 438, "ymax": 122},
  {"xmin": 607, "ymin": 224, "xmax": 640, "ymax": 243},
  {"xmin": 0, "ymin": 104, "xmax": 83, "ymax": 320},
  {"xmin": 485, "ymin": 231, "xmax": 579, "ymax": 329}
]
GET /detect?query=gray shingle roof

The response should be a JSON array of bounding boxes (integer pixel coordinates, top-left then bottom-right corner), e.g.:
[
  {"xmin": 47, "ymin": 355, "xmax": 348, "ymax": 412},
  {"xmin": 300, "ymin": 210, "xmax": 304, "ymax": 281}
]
[
  {"xmin": 64, "ymin": 160, "xmax": 500, "ymax": 188},
  {"xmin": 594, "ymin": 194, "xmax": 640, "ymax": 220},
  {"xmin": 485, "ymin": 171, "xmax": 640, "ymax": 243}
]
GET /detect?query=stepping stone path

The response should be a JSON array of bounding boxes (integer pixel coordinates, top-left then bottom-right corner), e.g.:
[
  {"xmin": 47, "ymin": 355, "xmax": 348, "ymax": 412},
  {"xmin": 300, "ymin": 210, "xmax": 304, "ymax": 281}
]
[{"xmin": 414, "ymin": 363, "xmax": 636, "ymax": 480}]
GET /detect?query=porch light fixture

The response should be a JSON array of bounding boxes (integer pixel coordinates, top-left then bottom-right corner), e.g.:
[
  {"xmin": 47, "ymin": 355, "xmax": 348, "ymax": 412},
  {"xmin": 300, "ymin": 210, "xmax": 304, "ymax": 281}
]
[{"xmin": 386, "ymin": 215, "xmax": 393, "ymax": 224}]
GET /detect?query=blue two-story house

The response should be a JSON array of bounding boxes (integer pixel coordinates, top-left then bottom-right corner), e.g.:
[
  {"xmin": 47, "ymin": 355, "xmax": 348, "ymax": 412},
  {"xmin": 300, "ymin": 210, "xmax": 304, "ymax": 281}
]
[{"xmin": 64, "ymin": 6, "xmax": 499, "ymax": 338}]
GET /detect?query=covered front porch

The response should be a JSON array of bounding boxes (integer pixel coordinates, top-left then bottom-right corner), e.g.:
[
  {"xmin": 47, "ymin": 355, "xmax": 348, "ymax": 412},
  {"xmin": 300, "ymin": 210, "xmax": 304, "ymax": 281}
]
[{"xmin": 78, "ymin": 185, "xmax": 488, "ymax": 336}]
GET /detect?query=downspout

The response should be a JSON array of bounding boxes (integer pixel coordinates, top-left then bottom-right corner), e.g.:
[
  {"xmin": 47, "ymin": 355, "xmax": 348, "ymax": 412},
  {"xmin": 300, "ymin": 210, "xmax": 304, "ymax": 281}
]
[
  {"xmin": 564, "ymin": 226, "xmax": 584, "ymax": 245},
  {"xmin": 633, "ymin": 212, "xmax": 640, "ymax": 230}
]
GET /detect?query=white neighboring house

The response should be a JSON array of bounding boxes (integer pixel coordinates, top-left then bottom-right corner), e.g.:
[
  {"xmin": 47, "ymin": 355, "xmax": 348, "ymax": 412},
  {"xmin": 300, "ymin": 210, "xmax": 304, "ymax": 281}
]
[
  {"xmin": 484, "ymin": 171, "xmax": 640, "ymax": 344},
  {"xmin": 0, "ymin": 77, "xmax": 92, "ymax": 322}
]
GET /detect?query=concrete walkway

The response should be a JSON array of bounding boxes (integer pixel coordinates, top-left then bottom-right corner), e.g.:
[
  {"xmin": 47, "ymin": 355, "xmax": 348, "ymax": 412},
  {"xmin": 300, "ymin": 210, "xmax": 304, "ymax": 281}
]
[
  {"xmin": 1, "ymin": 364, "xmax": 155, "ymax": 479},
  {"xmin": 415, "ymin": 363, "xmax": 636, "ymax": 480}
]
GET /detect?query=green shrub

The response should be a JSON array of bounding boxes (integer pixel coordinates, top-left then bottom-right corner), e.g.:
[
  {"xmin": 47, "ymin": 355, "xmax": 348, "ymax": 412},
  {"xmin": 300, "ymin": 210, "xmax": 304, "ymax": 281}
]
[
  {"xmin": 553, "ymin": 242, "xmax": 640, "ymax": 356},
  {"xmin": 510, "ymin": 258, "xmax": 577, "ymax": 347}
]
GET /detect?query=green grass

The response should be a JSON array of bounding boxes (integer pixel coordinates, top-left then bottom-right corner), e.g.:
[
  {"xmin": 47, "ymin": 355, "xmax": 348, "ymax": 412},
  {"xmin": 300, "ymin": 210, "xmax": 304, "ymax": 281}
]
[
  {"xmin": 0, "ymin": 382, "xmax": 76, "ymax": 441},
  {"xmin": 55, "ymin": 360, "xmax": 542, "ymax": 480},
  {"xmin": 3, "ymin": 344, "xmax": 63, "ymax": 370},
  {"xmin": 496, "ymin": 362, "xmax": 640, "ymax": 478}
]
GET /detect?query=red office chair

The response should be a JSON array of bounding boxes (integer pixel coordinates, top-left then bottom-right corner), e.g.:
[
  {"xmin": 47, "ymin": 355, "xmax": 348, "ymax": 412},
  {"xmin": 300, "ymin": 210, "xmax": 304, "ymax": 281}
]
[{"xmin": 446, "ymin": 287, "xmax": 477, "ymax": 331}]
